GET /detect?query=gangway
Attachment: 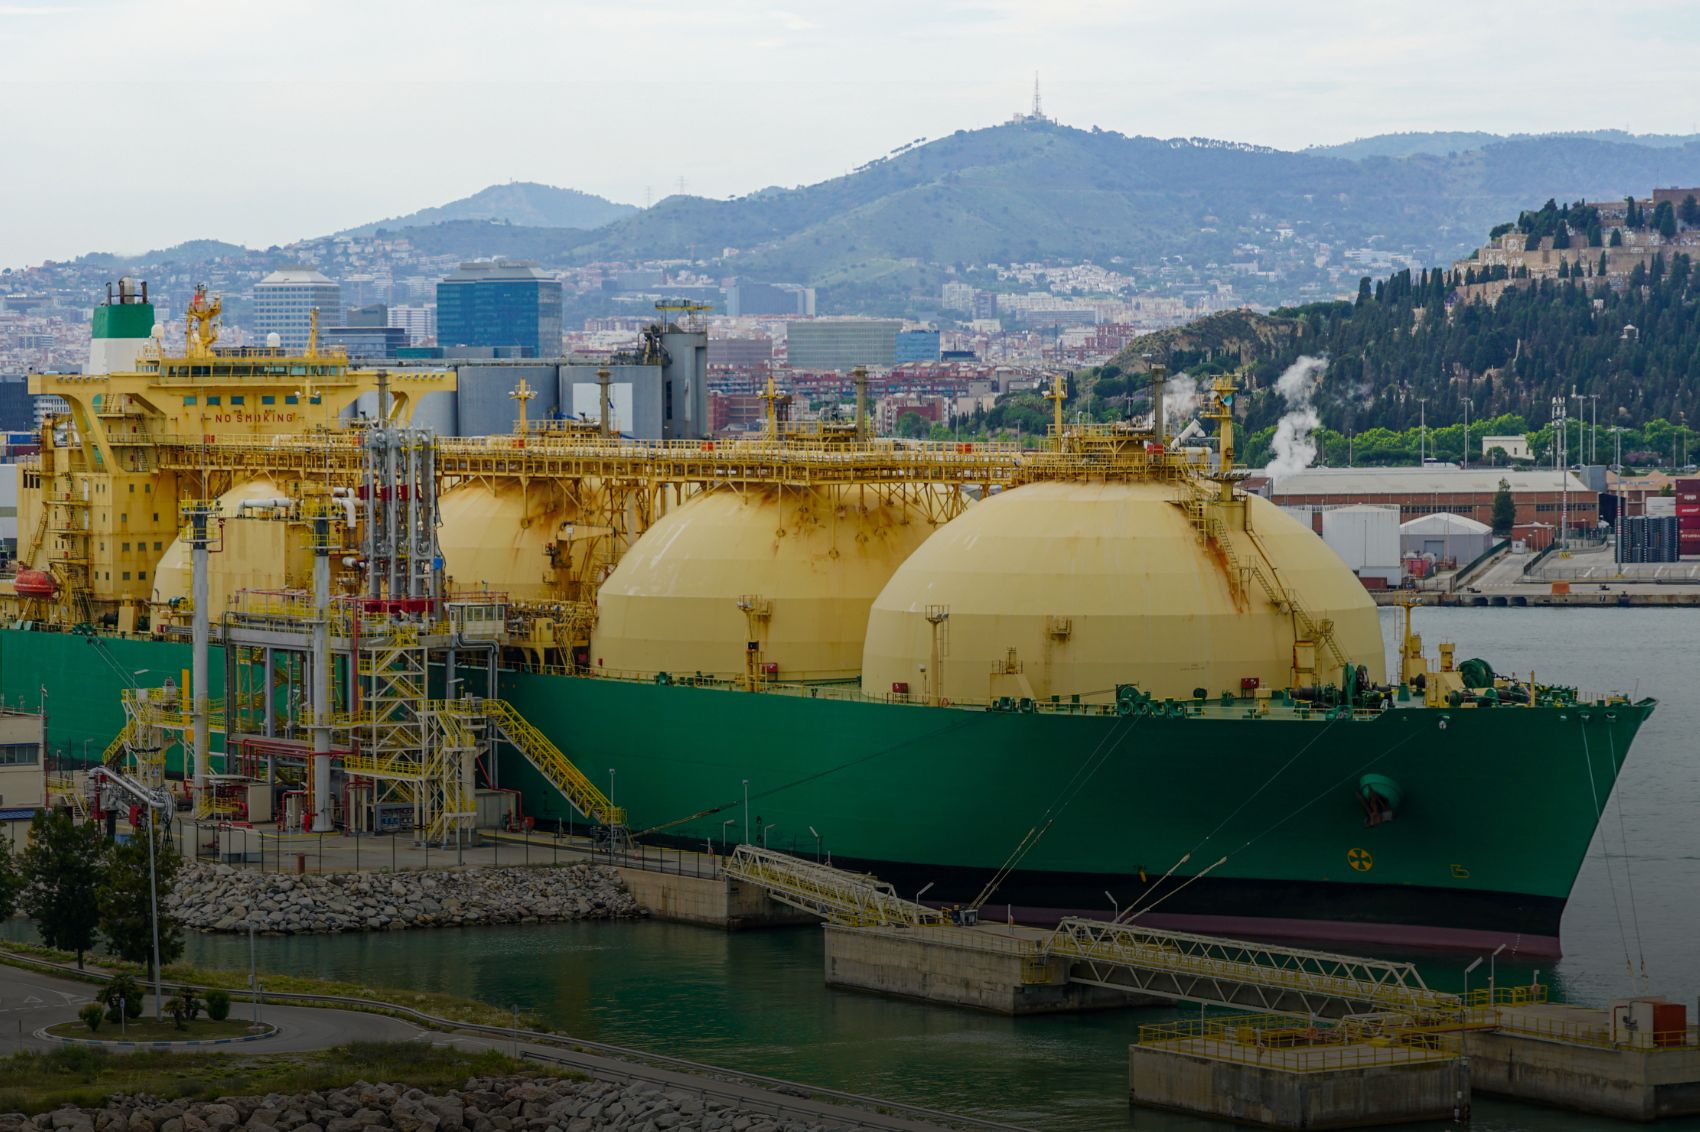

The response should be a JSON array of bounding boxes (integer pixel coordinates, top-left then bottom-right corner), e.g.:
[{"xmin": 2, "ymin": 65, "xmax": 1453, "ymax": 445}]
[
  {"xmin": 87, "ymin": 764, "xmax": 173, "ymax": 825},
  {"xmin": 1047, "ymin": 917, "xmax": 1459, "ymax": 1022},
  {"xmin": 722, "ymin": 844, "xmax": 945, "ymax": 927},
  {"xmin": 719, "ymin": 847, "xmax": 1461, "ymax": 1022}
]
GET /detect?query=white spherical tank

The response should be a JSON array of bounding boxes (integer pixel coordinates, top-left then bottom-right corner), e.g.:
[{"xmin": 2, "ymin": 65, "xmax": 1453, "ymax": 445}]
[
  {"xmin": 593, "ymin": 486, "xmax": 941, "ymax": 681},
  {"xmin": 437, "ymin": 481, "xmax": 577, "ymax": 601},
  {"xmin": 861, "ymin": 481, "xmax": 1385, "ymax": 704}
]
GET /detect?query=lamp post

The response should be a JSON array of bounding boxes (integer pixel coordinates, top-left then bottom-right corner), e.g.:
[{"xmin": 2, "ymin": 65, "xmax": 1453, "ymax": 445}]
[
  {"xmin": 1418, "ymin": 397, "xmax": 1428, "ymax": 463},
  {"xmin": 742, "ymin": 778, "xmax": 750, "ymax": 845},
  {"xmin": 146, "ymin": 802, "xmax": 163, "ymax": 1020},
  {"xmin": 916, "ymin": 881, "xmax": 935, "ymax": 906},
  {"xmin": 762, "ymin": 824, "xmax": 779, "ymax": 849},
  {"xmin": 1463, "ymin": 955, "xmax": 1484, "ymax": 1014},
  {"xmin": 1106, "ymin": 890, "xmax": 1120, "ymax": 920},
  {"xmin": 721, "ymin": 819, "xmax": 735, "ymax": 855},
  {"xmin": 1489, "ymin": 942, "xmax": 1507, "ymax": 1001},
  {"xmin": 809, "ymin": 825, "xmax": 821, "ymax": 862}
]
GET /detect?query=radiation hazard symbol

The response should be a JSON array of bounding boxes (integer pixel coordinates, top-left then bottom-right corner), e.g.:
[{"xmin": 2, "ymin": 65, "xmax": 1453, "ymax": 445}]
[{"xmin": 1347, "ymin": 847, "xmax": 1375, "ymax": 873}]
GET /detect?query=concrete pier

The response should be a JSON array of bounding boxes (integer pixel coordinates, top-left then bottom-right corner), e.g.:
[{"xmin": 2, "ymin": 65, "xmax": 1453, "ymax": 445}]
[
  {"xmin": 1128, "ymin": 1036, "xmax": 1468, "ymax": 1130},
  {"xmin": 616, "ymin": 866, "xmax": 817, "ymax": 930},
  {"xmin": 823, "ymin": 922, "xmax": 1151, "ymax": 1014},
  {"xmin": 1464, "ymin": 1003, "xmax": 1700, "ymax": 1120}
]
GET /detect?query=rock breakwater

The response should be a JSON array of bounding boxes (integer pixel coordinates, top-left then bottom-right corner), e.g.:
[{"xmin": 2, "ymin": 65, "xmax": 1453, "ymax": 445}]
[
  {"xmin": 167, "ymin": 862, "xmax": 643, "ymax": 934},
  {"xmin": 0, "ymin": 1077, "xmax": 869, "ymax": 1132}
]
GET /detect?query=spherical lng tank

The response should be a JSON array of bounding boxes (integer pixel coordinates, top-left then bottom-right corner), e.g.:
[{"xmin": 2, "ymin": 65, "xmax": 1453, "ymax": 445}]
[
  {"xmin": 593, "ymin": 486, "xmax": 940, "ymax": 681},
  {"xmin": 860, "ymin": 480, "xmax": 1385, "ymax": 704},
  {"xmin": 437, "ymin": 481, "xmax": 578, "ymax": 600},
  {"xmin": 151, "ymin": 479, "xmax": 306, "ymax": 611}
]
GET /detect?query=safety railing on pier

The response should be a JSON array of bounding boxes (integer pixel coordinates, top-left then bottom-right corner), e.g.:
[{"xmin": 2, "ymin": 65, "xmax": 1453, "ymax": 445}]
[
  {"xmin": 1136, "ymin": 1016, "xmax": 1458, "ymax": 1072},
  {"xmin": 1046, "ymin": 917, "xmax": 1461, "ymax": 1022}
]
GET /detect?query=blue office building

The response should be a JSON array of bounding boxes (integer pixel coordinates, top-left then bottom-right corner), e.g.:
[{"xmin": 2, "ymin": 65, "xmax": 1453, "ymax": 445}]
[
  {"xmin": 436, "ymin": 260, "xmax": 563, "ymax": 357},
  {"xmin": 895, "ymin": 328, "xmax": 941, "ymax": 364}
]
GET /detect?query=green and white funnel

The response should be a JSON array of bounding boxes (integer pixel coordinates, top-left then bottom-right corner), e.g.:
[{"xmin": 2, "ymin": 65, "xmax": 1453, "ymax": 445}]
[{"xmin": 88, "ymin": 277, "xmax": 155, "ymax": 375}]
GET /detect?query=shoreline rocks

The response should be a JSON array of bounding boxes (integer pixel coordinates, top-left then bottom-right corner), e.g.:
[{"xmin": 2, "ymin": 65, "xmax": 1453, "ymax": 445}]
[
  {"xmin": 0, "ymin": 1077, "xmax": 868, "ymax": 1132},
  {"xmin": 167, "ymin": 863, "xmax": 643, "ymax": 935}
]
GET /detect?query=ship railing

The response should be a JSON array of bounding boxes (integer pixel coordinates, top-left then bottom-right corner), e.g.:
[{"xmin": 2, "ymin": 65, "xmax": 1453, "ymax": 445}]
[{"xmin": 1136, "ymin": 1016, "xmax": 1458, "ymax": 1072}]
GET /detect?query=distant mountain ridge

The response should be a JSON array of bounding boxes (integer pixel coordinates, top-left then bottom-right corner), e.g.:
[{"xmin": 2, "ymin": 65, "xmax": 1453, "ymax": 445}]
[
  {"xmin": 340, "ymin": 182, "xmax": 636, "ymax": 237},
  {"xmin": 1308, "ymin": 128, "xmax": 1700, "ymax": 161}
]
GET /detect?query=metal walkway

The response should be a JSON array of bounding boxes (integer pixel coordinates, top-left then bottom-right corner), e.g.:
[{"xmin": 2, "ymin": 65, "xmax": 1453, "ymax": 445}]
[
  {"xmin": 722, "ymin": 845, "xmax": 944, "ymax": 927},
  {"xmin": 723, "ymin": 846, "xmax": 1461, "ymax": 1021},
  {"xmin": 475, "ymin": 697, "xmax": 626, "ymax": 832},
  {"xmin": 1047, "ymin": 916, "xmax": 1457, "ymax": 1021}
]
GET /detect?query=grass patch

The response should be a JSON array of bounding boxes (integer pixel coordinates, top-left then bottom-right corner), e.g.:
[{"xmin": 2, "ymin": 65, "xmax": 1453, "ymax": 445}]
[
  {"xmin": 47, "ymin": 1018, "xmax": 266, "ymax": 1042},
  {"xmin": 0, "ymin": 943, "xmax": 544, "ymax": 1032},
  {"xmin": 0, "ymin": 1041, "xmax": 576, "ymax": 1115}
]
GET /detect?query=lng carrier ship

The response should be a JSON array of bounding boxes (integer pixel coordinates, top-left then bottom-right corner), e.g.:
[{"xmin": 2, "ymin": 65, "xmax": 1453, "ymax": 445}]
[{"xmin": 2, "ymin": 281, "xmax": 1654, "ymax": 957}]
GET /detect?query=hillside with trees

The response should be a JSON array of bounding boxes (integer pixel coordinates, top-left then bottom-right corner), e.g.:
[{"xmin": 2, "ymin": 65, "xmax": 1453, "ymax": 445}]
[{"xmin": 1100, "ymin": 203, "xmax": 1700, "ymax": 468}]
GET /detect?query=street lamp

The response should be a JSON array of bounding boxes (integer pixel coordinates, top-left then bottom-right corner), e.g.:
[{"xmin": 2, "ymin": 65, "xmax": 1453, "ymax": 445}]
[
  {"xmin": 742, "ymin": 778, "xmax": 750, "ymax": 844},
  {"xmin": 916, "ymin": 881, "xmax": 935, "ymax": 905},
  {"xmin": 762, "ymin": 824, "xmax": 779, "ymax": 849},
  {"xmin": 1463, "ymin": 955, "xmax": 1484, "ymax": 1013},
  {"xmin": 809, "ymin": 825, "xmax": 821, "ymax": 862},
  {"xmin": 1105, "ymin": 890, "xmax": 1120, "ymax": 920},
  {"xmin": 1489, "ymin": 942, "xmax": 1507, "ymax": 1001},
  {"xmin": 721, "ymin": 818, "xmax": 735, "ymax": 855}
]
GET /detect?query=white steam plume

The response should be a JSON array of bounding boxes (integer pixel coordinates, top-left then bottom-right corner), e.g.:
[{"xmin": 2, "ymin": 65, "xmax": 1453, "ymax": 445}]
[
  {"xmin": 1162, "ymin": 373, "xmax": 1199, "ymax": 430},
  {"xmin": 1263, "ymin": 355, "xmax": 1328, "ymax": 482}
]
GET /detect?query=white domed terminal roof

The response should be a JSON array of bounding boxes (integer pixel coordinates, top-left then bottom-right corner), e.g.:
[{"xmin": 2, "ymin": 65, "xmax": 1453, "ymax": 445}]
[
  {"xmin": 1400, "ymin": 512, "xmax": 1492, "ymax": 535},
  {"xmin": 861, "ymin": 481, "xmax": 1385, "ymax": 705}
]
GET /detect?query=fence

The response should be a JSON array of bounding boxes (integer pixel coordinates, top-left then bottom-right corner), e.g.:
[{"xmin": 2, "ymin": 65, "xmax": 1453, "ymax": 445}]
[{"xmin": 1137, "ymin": 1015, "xmax": 1458, "ymax": 1072}]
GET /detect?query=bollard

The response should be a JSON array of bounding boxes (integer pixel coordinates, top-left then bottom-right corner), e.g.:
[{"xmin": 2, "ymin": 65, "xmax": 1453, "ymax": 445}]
[{"xmin": 295, "ymin": 852, "xmax": 306, "ymax": 874}]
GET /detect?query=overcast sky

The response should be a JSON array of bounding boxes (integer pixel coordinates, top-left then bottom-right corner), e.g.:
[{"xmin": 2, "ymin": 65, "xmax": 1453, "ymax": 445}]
[{"xmin": 4, "ymin": 0, "xmax": 1700, "ymax": 267}]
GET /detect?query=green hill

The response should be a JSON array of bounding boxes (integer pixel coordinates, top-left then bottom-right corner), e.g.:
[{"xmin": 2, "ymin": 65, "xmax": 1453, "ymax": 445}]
[{"xmin": 342, "ymin": 182, "xmax": 635, "ymax": 236}]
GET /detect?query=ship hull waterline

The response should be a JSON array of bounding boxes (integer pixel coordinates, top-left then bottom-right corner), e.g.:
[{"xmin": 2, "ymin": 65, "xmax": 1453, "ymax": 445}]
[{"xmin": 4, "ymin": 629, "xmax": 1649, "ymax": 960}]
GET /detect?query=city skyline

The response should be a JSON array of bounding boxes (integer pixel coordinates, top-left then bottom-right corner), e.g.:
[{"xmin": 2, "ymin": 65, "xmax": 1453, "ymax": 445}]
[{"xmin": 5, "ymin": 0, "xmax": 1700, "ymax": 266}]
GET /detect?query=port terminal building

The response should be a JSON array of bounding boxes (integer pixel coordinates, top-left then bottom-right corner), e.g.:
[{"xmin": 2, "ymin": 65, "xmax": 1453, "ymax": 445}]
[{"xmin": 1268, "ymin": 467, "xmax": 1598, "ymax": 539}]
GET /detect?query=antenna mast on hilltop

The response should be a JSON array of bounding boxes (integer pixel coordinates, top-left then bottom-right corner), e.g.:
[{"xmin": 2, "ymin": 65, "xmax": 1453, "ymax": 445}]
[{"xmin": 1033, "ymin": 72, "xmax": 1044, "ymax": 119}]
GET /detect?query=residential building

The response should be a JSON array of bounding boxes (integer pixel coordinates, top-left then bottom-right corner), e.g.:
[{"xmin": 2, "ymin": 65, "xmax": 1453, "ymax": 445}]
[
  {"xmin": 388, "ymin": 304, "xmax": 436, "ymax": 346},
  {"xmin": 253, "ymin": 268, "xmax": 342, "ymax": 352},
  {"xmin": 436, "ymin": 261, "xmax": 563, "ymax": 357}
]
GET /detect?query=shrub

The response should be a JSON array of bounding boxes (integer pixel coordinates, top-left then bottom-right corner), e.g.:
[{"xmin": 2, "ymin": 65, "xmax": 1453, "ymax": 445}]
[
  {"xmin": 101, "ymin": 974, "xmax": 143, "ymax": 1024},
  {"xmin": 204, "ymin": 989, "xmax": 231, "ymax": 1022},
  {"xmin": 78, "ymin": 1003, "xmax": 104, "ymax": 1032}
]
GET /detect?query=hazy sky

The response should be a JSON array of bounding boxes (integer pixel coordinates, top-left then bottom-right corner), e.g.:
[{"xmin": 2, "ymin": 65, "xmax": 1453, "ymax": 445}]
[{"xmin": 5, "ymin": 0, "xmax": 1700, "ymax": 267}]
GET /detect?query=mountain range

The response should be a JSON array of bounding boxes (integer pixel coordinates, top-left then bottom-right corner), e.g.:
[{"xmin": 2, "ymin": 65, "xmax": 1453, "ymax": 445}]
[{"xmin": 35, "ymin": 122, "xmax": 1700, "ymax": 315}]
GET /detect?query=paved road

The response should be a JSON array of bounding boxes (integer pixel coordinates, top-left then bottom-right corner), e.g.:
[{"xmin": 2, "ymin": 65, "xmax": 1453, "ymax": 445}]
[{"xmin": 0, "ymin": 964, "xmax": 423, "ymax": 1054}]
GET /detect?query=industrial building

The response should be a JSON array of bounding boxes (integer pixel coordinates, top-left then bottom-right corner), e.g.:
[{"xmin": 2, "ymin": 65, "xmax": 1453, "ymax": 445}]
[
  {"xmin": 1400, "ymin": 513, "xmax": 1494, "ymax": 566},
  {"xmin": 1269, "ymin": 467, "xmax": 1596, "ymax": 535},
  {"xmin": 1319, "ymin": 505, "xmax": 1402, "ymax": 588},
  {"xmin": 787, "ymin": 319, "xmax": 900, "ymax": 371},
  {"xmin": 436, "ymin": 260, "xmax": 563, "ymax": 356},
  {"xmin": 254, "ymin": 268, "xmax": 342, "ymax": 352},
  {"xmin": 378, "ymin": 320, "xmax": 710, "ymax": 441},
  {"xmin": 0, "ymin": 708, "xmax": 44, "ymax": 822}
]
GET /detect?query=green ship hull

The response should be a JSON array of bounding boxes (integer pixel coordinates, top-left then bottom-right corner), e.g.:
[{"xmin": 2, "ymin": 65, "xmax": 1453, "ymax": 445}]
[{"xmin": 3, "ymin": 628, "xmax": 1651, "ymax": 958}]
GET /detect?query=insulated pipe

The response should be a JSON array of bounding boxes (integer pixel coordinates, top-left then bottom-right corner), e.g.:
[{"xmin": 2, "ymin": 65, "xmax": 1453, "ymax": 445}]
[
  {"xmin": 236, "ymin": 497, "xmax": 294, "ymax": 512},
  {"xmin": 310, "ymin": 517, "xmax": 333, "ymax": 832},
  {"xmin": 189, "ymin": 508, "xmax": 211, "ymax": 801}
]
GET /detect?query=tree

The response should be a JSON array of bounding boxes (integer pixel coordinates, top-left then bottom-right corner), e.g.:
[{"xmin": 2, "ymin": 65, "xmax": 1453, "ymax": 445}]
[
  {"xmin": 1682, "ymin": 194, "xmax": 1699, "ymax": 227},
  {"xmin": 0, "ymin": 842, "xmax": 18, "ymax": 922},
  {"xmin": 167, "ymin": 987, "xmax": 202, "ymax": 1031},
  {"xmin": 1655, "ymin": 200, "xmax": 1678, "ymax": 239},
  {"xmin": 205, "ymin": 989, "xmax": 231, "ymax": 1022},
  {"xmin": 1609, "ymin": 227, "xmax": 1624, "ymax": 248},
  {"xmin": 101, "ymin": 973, "xmax": 144, "ymax": 1024},
  {"xmin": 98, "ymin": 823, "xmax": 183, "ymax": 967},
  {"xmin": 894, "ymin": 411, "xmax": 929, "ymax": 439},
  {"xmin": 20, "ymin": 810, "xmax": 108, "ymax": 968},
  {"xmin": 1491, "ymin": 479, "xmax": 1517, "ymax": 536}
]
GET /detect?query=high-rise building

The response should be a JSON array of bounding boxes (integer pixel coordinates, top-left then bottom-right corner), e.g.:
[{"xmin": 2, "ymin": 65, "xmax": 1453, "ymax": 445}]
[
  {"xmin": 254, "ymin": 268, "xmax": 342, "ymax": 352},
  {"xmin": 436, "ymin": 261, "xmax": 563, "ymax": 357},
  {"xmin": 786, "ymin": 319, "xmax": 900, "ymax": 372},
  {"xmin": 388, "ymin": 304, "xmax": 437, "ymax": 346},
  {"xmin": 895, "ymin": 328, "xmax": 941, "ymax": 364}
]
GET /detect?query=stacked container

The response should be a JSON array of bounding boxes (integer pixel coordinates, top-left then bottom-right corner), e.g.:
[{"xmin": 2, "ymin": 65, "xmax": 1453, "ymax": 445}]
[
  {"xmin": 1678, "ymin": 478, "xmax": 1700, "ymax": 558},
  {"xmin": 1619, "ymin": 514, "xmax": 1683, "ymax": 563}
]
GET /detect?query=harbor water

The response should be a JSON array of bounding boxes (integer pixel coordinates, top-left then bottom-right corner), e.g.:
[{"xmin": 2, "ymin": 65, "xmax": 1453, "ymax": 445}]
[{"xmin": 81, "ymin": 610, "xmax": 1700, "ymax": 1128}]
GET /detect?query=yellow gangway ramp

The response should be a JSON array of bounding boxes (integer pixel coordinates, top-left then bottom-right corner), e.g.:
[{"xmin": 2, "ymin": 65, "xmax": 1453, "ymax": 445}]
[
  {"xmin": 722, "ymin": 845, "xmax": 945, "ymax": 927},
  {"xmin": 476, "ymin": 698, "xmax": 626, "ymax": 831}
]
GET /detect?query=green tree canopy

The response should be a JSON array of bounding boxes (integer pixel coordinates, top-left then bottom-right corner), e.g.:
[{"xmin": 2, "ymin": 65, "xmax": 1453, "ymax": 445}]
[
  {"xmin": 98, "ymin": 823, "xmax": 183, "ymax": 968},
  {"xmin": 1491, "ymin": 480, "xmax": 1517, "ymax": 535},
  {"xmin": 21, "ymin": 810, "xmax": 108, "ymax": 967}
]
